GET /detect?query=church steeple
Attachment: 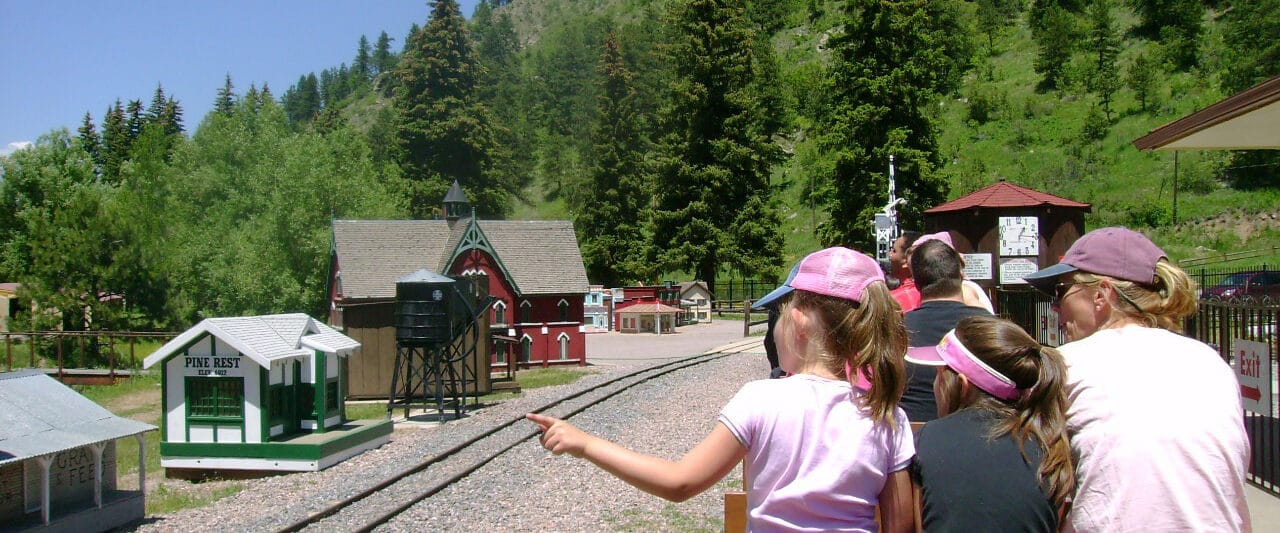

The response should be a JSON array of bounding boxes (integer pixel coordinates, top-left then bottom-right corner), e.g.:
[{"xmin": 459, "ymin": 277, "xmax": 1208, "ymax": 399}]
[{"xmin": 443, "ymin": 180, "xmax": 469, "ymax": 221}]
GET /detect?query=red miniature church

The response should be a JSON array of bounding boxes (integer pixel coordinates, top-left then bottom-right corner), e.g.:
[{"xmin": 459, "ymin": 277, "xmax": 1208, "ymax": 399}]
[{"xmin": 328, "ymin": 182, "xmax": 590, "ymax": 398}]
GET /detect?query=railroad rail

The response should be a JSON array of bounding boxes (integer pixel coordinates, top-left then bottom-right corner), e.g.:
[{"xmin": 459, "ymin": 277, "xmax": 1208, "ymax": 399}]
[{"xmin": 277, "ymin": 344, "xmax": 756, "ymax": 532}]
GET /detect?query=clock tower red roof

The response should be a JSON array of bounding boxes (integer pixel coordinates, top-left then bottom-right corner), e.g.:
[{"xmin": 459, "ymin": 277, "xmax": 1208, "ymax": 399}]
[{"xmin": 925, "ymin": 180, "xmax": 1090, "ymax": 213}]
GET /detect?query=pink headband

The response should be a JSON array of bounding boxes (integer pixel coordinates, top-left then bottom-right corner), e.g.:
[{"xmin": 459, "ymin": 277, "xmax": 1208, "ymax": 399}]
[{"xmin": 906, "ymin": 330, "xmax": 1021, "ymax": 401}]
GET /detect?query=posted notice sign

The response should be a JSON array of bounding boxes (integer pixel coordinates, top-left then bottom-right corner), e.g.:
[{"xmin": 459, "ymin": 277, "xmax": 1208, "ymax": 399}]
[{"xmin": 1235, "ymin": 338, "xmax": 1273, "ymax": 416}]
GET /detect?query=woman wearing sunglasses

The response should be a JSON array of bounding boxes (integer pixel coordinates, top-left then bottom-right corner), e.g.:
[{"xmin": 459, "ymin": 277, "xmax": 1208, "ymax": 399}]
[{"xmin": 1023, "ymin": 227, "xmax": 1250, "ymax": 532}]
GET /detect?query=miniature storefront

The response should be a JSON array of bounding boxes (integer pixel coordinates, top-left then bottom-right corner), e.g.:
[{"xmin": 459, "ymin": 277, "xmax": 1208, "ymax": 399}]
[
  {"xmin": 142, "ymin": 313, "xmax": 390, "ymax": 474},
  {"xmin": 0, "ymin": 370, "xmax": 155, "ymax": 532}
]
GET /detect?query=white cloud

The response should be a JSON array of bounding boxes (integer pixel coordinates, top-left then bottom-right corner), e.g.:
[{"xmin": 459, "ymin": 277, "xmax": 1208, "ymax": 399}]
[{"xmin": 1, "ymin": 141, "xmax": 33, "ymax": 156}]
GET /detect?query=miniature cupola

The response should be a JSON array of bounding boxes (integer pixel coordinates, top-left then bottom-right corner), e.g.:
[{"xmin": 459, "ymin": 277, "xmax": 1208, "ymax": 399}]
[{"xmin": 443, "ymin": 180, "xmax": 470, "ymax": 221}]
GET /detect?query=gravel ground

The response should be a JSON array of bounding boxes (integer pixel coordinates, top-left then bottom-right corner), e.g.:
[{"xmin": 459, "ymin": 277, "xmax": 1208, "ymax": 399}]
[{"xmin": 131, "ymin": 325, "xmax": 769, "ymax": 533}]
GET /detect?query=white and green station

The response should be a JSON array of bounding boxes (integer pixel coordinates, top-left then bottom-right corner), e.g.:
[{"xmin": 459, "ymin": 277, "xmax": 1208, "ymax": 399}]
[{"xmin": 142, "ymin": 313, "xmax": 390, "ymax": 474}]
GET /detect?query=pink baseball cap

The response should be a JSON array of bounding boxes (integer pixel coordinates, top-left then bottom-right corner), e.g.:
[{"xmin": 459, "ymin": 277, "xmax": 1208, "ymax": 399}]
[
  {"xmin": 752, "ymin": 247, "xmax": 885, "ymax": 308},
  {"xmin": 1022, "ymin": 226, "xmax": 1166, "ymax": 295},
  {"xmin": 912, "ymin": 231, "xmax": 954, "ymax": 250},
  {"xmin": 905, "ymin": 329, "xmax": 1021, "ymax": 401}
]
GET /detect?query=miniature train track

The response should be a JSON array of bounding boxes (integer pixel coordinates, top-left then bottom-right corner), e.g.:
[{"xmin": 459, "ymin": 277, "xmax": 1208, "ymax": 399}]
[{"xmin": 276, "ymin": 343, "xmax": 758, "ymax": 533}]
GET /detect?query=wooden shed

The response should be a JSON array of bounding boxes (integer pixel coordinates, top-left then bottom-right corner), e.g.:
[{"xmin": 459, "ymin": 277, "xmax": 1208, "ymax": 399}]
[
  {"xmin": 0, "ymin": 370, "xmax": 155, "ymax": 531},
  {"xmin": 923, "ymin": 180, "xmax": 1091, "ymax": 288}
]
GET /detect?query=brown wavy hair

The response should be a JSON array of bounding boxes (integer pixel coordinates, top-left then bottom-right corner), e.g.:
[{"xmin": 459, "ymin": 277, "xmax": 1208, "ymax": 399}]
[
  {"xmin": 934, "ymin": 316, "xmax": 1075, "ymax": 509},
  {"xmin": 781, "ymin": 282, "xmax": 908, "ymax": 426}
]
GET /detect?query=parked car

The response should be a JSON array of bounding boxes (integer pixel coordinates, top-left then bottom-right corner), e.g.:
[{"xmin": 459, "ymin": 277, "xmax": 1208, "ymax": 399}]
[{"xmin": 1202, "ymin": 270, "xmax": 1280, "ymax": 300}]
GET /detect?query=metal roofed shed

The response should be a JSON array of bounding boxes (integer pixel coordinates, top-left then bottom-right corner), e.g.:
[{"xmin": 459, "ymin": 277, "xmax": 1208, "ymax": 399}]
[{"xmin": 0, "ymin": 369, "xmax": 156, "ymax": 531}]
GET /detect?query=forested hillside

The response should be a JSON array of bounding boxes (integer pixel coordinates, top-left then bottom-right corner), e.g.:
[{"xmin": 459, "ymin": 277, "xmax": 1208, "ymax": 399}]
[{"xmin": 1, "ymin": 0, "xmax": 1277, "ymax": 336}]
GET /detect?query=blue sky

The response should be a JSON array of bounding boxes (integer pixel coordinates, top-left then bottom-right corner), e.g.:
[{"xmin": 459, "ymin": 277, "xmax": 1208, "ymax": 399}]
[{"xmin": 0, "ymin": 1, "xmax": 482, "ymax": 155}]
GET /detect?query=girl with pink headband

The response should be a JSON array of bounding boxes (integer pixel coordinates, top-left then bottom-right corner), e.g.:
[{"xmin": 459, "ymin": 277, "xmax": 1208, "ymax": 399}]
[{"xmin": 905, "ymin": 315, "xmax": 1074, "ymax": 531}]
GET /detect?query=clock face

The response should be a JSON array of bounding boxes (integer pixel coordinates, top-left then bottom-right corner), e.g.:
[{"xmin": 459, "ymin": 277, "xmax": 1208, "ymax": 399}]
[{"xmin": 999, "ymin": 216, "xmax": 1039, "ymax": 256}]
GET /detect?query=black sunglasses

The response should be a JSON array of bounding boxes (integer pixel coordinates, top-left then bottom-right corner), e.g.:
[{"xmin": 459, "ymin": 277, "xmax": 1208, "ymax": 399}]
[{"xmin": 1052, "ymin": 282, "xmax": 1078, "ymax": 305}]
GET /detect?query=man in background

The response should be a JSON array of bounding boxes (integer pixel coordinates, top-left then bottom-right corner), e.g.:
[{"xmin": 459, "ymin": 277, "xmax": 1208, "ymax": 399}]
[{"xmin": 901, "ymin": 239, "xmax": 992, "ymax": 422}]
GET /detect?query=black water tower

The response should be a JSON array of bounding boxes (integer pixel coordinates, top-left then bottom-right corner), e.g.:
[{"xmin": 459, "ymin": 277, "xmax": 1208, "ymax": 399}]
[{"xmin": 395, "ymin": 269, "xmax": 456, "ymax": 347}]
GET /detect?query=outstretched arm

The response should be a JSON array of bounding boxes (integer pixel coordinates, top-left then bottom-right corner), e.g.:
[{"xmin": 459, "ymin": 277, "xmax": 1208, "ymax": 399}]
[{"xmin": 526, "ymin": 412, "xmax": 746, "ymax": 502}]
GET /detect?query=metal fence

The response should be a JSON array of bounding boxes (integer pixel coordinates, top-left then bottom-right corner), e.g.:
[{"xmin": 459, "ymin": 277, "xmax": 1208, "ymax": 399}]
[{"xmin": 714, "ymin": 278, "xmax": 777, "ymax": 304}]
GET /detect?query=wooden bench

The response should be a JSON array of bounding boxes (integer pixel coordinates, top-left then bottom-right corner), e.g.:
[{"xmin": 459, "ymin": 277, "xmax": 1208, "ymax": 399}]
[{"xmin": 724, "ymin": 422, "xmax": 925, "ymax": 532}]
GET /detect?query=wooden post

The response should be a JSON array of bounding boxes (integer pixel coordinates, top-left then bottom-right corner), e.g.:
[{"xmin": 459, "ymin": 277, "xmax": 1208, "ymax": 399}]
[{"xmin": 743, "ymin": 302, "xmax": 750, "ymax": 337}]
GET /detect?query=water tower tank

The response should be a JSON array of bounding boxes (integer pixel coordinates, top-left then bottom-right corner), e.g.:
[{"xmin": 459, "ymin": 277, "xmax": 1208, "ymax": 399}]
[{"xmin": 395, "ymin": 269, "xmax": 455, "ymax": 347}]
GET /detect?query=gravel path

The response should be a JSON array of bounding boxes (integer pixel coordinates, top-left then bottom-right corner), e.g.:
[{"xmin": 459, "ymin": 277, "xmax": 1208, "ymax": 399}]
[{"xmin": 132, "ymin": 326, "xmax": 769, "ymax": 532}]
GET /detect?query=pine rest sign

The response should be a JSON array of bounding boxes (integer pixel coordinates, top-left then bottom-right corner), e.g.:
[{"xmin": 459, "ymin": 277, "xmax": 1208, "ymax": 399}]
[{"xmin": 182, "ymin": 354, "xmax": 244, "ymax": 377}]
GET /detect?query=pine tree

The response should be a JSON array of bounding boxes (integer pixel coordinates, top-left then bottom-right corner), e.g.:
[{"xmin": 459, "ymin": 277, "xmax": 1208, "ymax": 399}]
[
  {"xmin": 101, "ymin": 100, "xmax": 129, "ymax": 182},
  {"xmin": 1127, "ymin": 0, "xmax": 1202, "ymax": 69},
  {"xmin": 1127, "ymin": 51, "xmax": 1159, "ymax": 113},
  {"xmin": 648, "ymin": 0, "xmax": 787, "ymax": 291},
  {"xmin": 125, "ymin": 99, "xmax": 145, "ymax": 144},
  {"xmin": 1032, "ymin": 3, "xmax": 1077, "ymax": 90},
  {"xmin": 578, "ymin": 33, "xmax": 650, "ymax": 287},
  {"xmin": 353, "ymin": 35, "xmax": 372, "ymax": 84},
  {"xmin": 163, "ymin": 96, "xmax": 185, "ymax": 136},
  {"xmin": 393, "ymin": 0, "xmax": 515, "ymax": 218},
  {"xmin": 1087, "ymin": 0, "xmax": 1121, "ymax": 120},
  {"xmin": 77, "ymin": 111, "xmax": 103, "ymax": 171},
  {"xmin": 145, "ymin": 84, "xmax": 168, "ymax": 125},
  {"xmin": 814, "ymin": 0, "xmax": 969, "ymax": 249},
  {"xmin": 373, "ymin": 31, "xmax": 396, "ymax": 75},
  {"xmin": 215, "ymin": 74, "xmax": 236, "ymax": 115}
]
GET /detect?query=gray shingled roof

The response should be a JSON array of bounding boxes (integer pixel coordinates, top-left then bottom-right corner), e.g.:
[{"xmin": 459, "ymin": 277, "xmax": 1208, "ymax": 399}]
[
  {"xmin": 0, "ymin": 370, "xmax": 155, "ymax": 466},
  {"xmin": 143, "ymin": 313, "xmax": 360, "ymax": 369},
  {"xmin": 332, "ymin": 219, "xmax": 589, "ymax": 299},
  {"xmin": 332, "ymin": 220, "xmax": 456, "ymax": 300}
]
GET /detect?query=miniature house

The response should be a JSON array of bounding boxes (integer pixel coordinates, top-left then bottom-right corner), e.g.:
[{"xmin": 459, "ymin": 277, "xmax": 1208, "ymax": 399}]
[
  {"xmin": 0, "ymin": 369, "xmax": 155, "ymax": 531},
  {"xmin": 142, "ymin": 313, "xmax": 390, "ymax": 474}
]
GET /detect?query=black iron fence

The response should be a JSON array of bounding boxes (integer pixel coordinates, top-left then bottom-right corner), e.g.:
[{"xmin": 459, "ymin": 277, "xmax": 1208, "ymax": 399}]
[{"xmin": 714, "ymin": 278, "xmax": 777, "ymax": 304}]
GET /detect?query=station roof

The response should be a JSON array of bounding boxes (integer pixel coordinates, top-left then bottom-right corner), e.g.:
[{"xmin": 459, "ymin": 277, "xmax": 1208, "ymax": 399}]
[
  {"xmin": 925, "ymin": 180, "xmax": 1091, "ymax": 213},
  {"xmin": 0, "ymin": 370, "xmax": 155, "ymax": 466},
  {"xmin": 143, "ymin": 313, "xmax": 360, "ymax": 369},
  {"xmin": 617, "ymin": 303, "xmax": 683, "ymax": 315},
  {"xmin": 332, "ymin": 219, "xmax": 589, "ymax": 300},
  {"xmin": 1133, "ymin": 74, "xmax": 1280, "ymax": 151}
]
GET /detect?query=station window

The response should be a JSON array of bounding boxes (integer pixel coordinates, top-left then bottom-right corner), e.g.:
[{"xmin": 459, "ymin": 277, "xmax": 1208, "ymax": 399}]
[
  {"xmin": 558, "ymin": 300, "xmax": 570, "ymax": 322},
  {"xmin": 558, "ymin": 335, "xmax": 569, "ymax": 360},
  {"xmin": 520, "ymin": 301, "xmax": 532, "ymax": 323},
  {"xmin": 325, "ymin": 380, "xmax": 340, "ymax": 413},
  {"xmin": 520, "ymin": 337, "xmax": 532, "ymax": 362},
  {"xmin": 187, "ymin": 377, "xmax": 243, "ymax": 420},
  {"xmin": 493, "ymin": 301, "xmax": 507, "ymax": 325}
]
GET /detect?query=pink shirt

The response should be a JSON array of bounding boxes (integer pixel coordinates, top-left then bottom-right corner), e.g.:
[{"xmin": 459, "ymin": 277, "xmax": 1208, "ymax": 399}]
[
  {"xmin": 720, "ymin": 374, "xmax": 914, "ymax": 532},
  {"xmin": 1061, "ymin": 326, "xmax": 1251, "ymax": 532}
]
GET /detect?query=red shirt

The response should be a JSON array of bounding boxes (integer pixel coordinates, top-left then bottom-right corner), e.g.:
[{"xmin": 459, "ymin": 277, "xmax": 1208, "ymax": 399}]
[{"xmin": 890, "ymin": 278, "xmax": 921, "ymax": 313}]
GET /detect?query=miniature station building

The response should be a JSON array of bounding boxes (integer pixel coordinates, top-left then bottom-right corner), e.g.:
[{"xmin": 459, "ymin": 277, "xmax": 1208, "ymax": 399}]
[
  {"xmin": 330, "ymin": 182, "xmax": 591, "ymax": 398},
  {"xmin": 0, "ymin": 369, "xmax": 155, "ymax": 532},
  {"xmin": 611, "ymin": 285, "xmax": 683, "ymax": 334},
  {"xmin": 141, "ymin": 313, "xmax": 391, "ymax": 475}
]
